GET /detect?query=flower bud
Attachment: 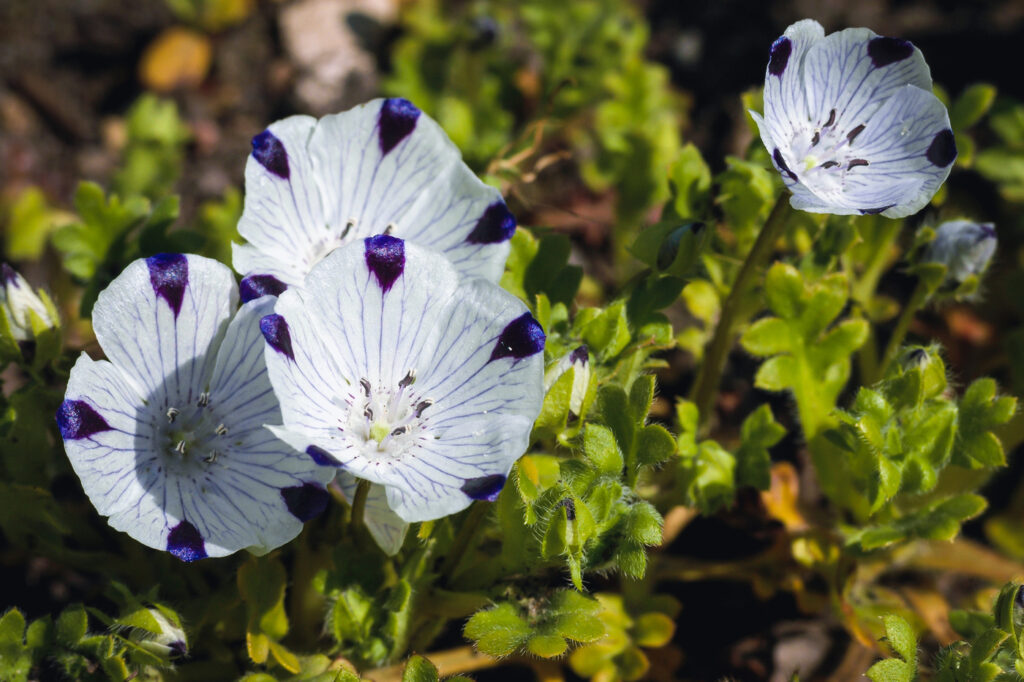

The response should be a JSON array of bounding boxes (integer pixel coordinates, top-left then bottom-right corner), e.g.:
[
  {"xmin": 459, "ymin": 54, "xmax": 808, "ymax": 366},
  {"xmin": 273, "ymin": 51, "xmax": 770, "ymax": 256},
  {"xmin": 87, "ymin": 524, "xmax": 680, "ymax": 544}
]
[
  {"xmin": 544, "ymin": 345, "xmax": 590, "ymax": 416},
  {"xmin": 133, "ymin": 608, "xmax": 187, "ymax": 659},
  {"xmin": 0, "ymin": 264, "xmax": 57, "ymax": 343},
  {"xmin": 923, "ymin": 220, "xmax": 997, "ymax": 284}
]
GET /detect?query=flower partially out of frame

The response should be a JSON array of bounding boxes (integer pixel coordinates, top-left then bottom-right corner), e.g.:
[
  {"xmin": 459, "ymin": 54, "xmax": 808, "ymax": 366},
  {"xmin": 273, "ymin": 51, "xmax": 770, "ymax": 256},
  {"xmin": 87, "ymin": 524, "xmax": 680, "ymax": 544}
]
[
  {"xmin": 57, "ymin": 255, "xmax": 334, "ymax": 561},
  {"xmin": 924, "ymin": 220, "xmax": 997, "ymax": 284},
  {"xmin": 234, "ymin": 97, "xmax": 516, "ymax": 301},
  {"xmin": 753, "ymin": 19, "xmax": 956, "ymax": 218},
  {"xmin": 261, "ymin": 235, "xmax": 545, "ymax": 529}
]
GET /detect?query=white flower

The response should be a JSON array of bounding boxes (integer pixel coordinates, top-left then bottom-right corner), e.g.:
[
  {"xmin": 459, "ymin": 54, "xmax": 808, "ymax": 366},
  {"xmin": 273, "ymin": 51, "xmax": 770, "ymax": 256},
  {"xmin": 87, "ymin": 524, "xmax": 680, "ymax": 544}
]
[
  {"xmin": 753, "ymin": 19, "xmax": 956, "ymax": 218},
  {"xmin": 234, "ymin": 98, "xmax": 516, "ymax": 301},
  {"xmin": 1, "ymin": 263, "xmax": 56, "ymax": 342},
  {"xmin": 544, "ymin": 345, "xmax": 590, "ymax": 416},
  {"xmin": 57, "ymin": 254, "xmax": 334, "ymax": 561},
  {"xmin": 923, "ymin": 220, "xmax": 997, "ymax": 283},
  {"xmin": 261, "ymin": 235, "xmax": 545, "ymax": 525},
  {"xmin": 132, "ymin": 608, "xmax": 187, "ymax": 659}
]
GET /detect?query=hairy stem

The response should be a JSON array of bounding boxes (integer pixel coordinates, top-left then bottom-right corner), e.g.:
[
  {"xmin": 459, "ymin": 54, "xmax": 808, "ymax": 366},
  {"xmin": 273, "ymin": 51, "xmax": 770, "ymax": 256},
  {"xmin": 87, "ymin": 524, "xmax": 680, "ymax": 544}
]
[
  {"xmin": 440, "ymin": 502, "xmax": 488, "ymax": 587},
  {"xmin": 877, "ymin": 277, "xmax": 931, "ymax": 381},
  {"xmin": 690, "ymin": 192, "xmax": 791, "ymax": 430}
]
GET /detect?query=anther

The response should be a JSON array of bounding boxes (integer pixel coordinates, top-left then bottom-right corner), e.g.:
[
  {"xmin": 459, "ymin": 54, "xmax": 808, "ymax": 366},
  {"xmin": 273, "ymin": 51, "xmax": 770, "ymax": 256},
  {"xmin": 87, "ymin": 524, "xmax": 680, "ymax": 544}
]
[
  {"xmin": 197, "ymin": 392, "xmax": 210, "ymax": 407},
  {"xmin": 364, "ymin": 406, "xmax": 374, "ymax": 420},
  {"xmin": 399, "ymin": 370, "xmax": 416, "ymax": 388},
  {"xmin": 391, "ymin": 426, "xmax": 408, "ymax": 437},
  {"xmin": 824, "ymin": 109, "xmax": 836, "ymax": 127},
  {"xmin": 414, "ymin": 399, "xmax": 433, "ymax": 417},
  {"xmin": 204, "ymin": 450, "xmax": 219, "ymax": 464},
  {"xmin": 341, "ymin": 219, "xmax": 356, "ymax": 240},
  {"xmin": 811, "ymin": 131, "xmax": 820, "ymax": 146},
  {"xmin": 360, "ymin": 378, "xmax": 371, "ymax": 397},
  {"xmin": 215, "ymin": 424, "xmax": 228, "ymax": 436},
  {"xmin": 820, "ymin": 160, "xmax": 840, "ymax": 169},
  {"xmin": 166, "ymin": 407, "xmax": 179, "ymax": 423},
  {"xmin": 174, "ymin": 440, "xmax": 187, "ymax": 455},
  {"xmin": 847, "ymin": 158, "xmax": 869, "ymax": 169},
  {"xmin": 384, "ymin": 223, "xmax": 396, "ymax": 235},
  {"xmin": 847, "ymin": 124, "xmax": 865, "ymax": 143}
]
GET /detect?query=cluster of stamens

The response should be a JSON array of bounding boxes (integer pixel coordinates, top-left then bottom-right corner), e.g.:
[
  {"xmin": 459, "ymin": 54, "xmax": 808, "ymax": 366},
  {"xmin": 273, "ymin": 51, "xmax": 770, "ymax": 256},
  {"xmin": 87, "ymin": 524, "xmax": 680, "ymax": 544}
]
[
  {"xmin": 161, "ymin": 391, "xmax": 230, "ymax": 465},
  {"xmin": 343, "ymin": 369, "xmax": 433, "ymax": 458},
  {"xmin": 302, "ymin": 218, "xmax": 399, "ymax": 272},
  {"xmin": 796, "ymin": 108, "xmax": 870, "ymax": 179}
]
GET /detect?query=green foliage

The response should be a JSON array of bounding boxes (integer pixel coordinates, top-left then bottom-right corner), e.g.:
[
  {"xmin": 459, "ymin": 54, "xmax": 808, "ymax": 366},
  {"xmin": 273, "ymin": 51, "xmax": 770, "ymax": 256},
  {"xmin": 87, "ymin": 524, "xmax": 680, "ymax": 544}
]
[
  {"xmin": 114, "ymin": 94, "xmax": 190, "ymax": 200},
  {"xmin": 464, "ymin": 589, "xmax": 604, "ymax": 658},
  {"xmin": 866, "ymin": 614, "xmax": 918, "ymax": 682}
]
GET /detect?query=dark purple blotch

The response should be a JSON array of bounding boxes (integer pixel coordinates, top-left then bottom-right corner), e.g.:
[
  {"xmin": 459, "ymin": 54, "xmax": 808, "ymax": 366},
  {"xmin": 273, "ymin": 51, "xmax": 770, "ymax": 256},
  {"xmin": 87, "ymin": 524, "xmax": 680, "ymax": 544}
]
[
  {"xmin": 251, "ymin": 130, "xmax": 290, "ymax": 179},
  {"xmin": 768, "ymin": 36, "xmax": 792, "ymax": 77},
  {"xmin": 260, "ymin": 314, "xmax": 294, "ymax": 360},
  {"xmin": 281, "ymin": 483, "xmax": 330, "ymax": 521},
  {"xmin": 460, "ymin": 474, "xmax": 506, "ymax": 501},
  {"xmin": 1, "ymin": 264, "xmax": 19, "ymax": 286},
  {"xmin": 146, "ymin": 253, "xmax": 188, "ymax": 319},
  {"xmin": 466, "ymin": 202, "xmax": 516, "ymax": 244},
  {"xmin": 859, "ymin": 205, "xmax": 896, "ymax": 215},
  {"xmin": 364, "ymin": 234, "xmax": 405, "ymax": 293},
  {"xmin": 867, "ymin": 36, "xmax": 914, "ymax": 68},
  {"xmin": 167, "ymin": 520, "xmax": 207, "ymax": 562},
  {"xmin": 489, "ymin": 312, "xmax": 545, "ymax": 362},
  {"xmin": 926, "ymin": 129, "xmax": 957, "ymax": 167},
  {"xmin": 240, "ymin": 274, "xmax": 287, "ymax": 303},
  {"xmin": 56, "ymin": 399, "xmax": 112, "ymax": 440},
  {"xmin": 378, "ymin": 98, "xmax": 421, "ymax": 156},
  {"xmin": 772, "ymin": 149, "xmax": 798, "ymax": 182},
  {"xmin": 558, "ymin": 497, "xmax": 577, "ymax": 521},
  {"xmin": 569, "ymin": 345, "xmax": 589, "ymax": 365},
  {"xmin": 168, "ymin": 641, "xmax": 187, "ymax": 658},
  {"xmin": 306, "ymin": 445, "xmax": 342, "ymax": 467},
  {"xmin": 978, "ymin": 223, "xmax": 997, "ymax": 240}
]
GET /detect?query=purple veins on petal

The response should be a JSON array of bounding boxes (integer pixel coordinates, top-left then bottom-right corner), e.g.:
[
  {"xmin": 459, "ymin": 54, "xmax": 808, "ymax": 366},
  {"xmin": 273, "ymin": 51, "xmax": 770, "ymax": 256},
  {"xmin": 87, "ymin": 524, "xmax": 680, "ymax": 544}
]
[
  {"xmin": 260, "ymin": 314, "xmax": 295, "ymax": 360},
  {"xmin": 859, "ymin": 205, "xmax": 896, "ymax": 215},
  {"xmin": 466, "ymin": 201, "xmax": 517, "ymax": 244},
  {"xmin": 867, "ymin": 36, "xmax": 915, "ymax": 68},
  {"xmin": 251, "ymin": 130, "xmax": 290, "ymax": 179},
  {"xmin": 378, "ymin": 98, "xmax": 421, "ymax": 156},
  {"xmin": 306, "ymin": 444, "xmax": 342, "ymax": 467},
  {"xmin": 768, "ymin": 36, "xmax": 791, "ymax": 76},
  {"xmin": 281, "ymin": 483, "xmax": 330, "ymax": 521},
  {"xmin": 490, "ymin": 312, "xmax": 545, "ymax": 362},
  {"xmin": 460, "ymin": 474, "xmax": 506, "ymax": 501},
  {"xmin": 146, "ymin": 253, "xmax": 188, "ymax": 318},
  {"xmin": 240, "ymin": 274, "xmax": 288, "ymax": 303},
  {"xmin": 167, "ymin": 520, "xmax": 207, "ymax": 562},
  {"xmin": 364, "ymin": 234, "xmax": 405, "ymax": 293},
  {"xmin": 772, "ymin": 149, "xmax": 798, "ymax": 182},
  {"xmin": 926, "ymin": 129, "xmax": 957, "ymax": 167},
  {"xmin": 56, "ymin": 399, "xmax": 112, "ymax": 440}
]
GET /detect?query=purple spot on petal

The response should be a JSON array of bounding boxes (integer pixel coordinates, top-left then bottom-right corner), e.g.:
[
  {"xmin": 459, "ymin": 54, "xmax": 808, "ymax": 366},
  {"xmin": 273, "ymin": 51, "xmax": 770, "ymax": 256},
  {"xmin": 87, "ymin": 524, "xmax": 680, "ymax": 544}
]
[
  {"xmin": 466, "ymin": 202, "xmax": 516, "ymax": 244},
  {"xmin": 169, "ymin": 641, "xmax": 187, "ymax": 658},
  {"xmin": 978, "ymin": 223, "xmax": 997, "ymax": 240},
  {"xmin": 282, "ymin": 483, "xmax": 330, "ymax": 521},
  {"xmin": 569, "ymin": 345, "xmax": 589, "ymax": 365},
  {"xmin": 167, "ymin": 520, "xmax": 207, "ymax": 562},
  {"xmin": 260, "ymin": 314, "xmax": 294, "ymax": 360},
  {"xmin": 251, "ymin": 130, "xmax": 290, "ymax": 179},
  {"xmin": 306, "ymin": 445, "xmax": 342, "ymax": 467},
  {"xmin": 926, "ymin": 129, "xmax": 957, "ymax": 167},
  {"xmin": 56, "ymin": 399, "xmax": 112, "ymax": 440},
  {"xmin": 489, "ymin": 312, "xmax": 545, "ymax": 362},
  {"xmin": 461, "ymin": 474, "xmax": 506, "ymax": 501},
  {"xmin": 772, "ymin": 149, "xmax": 798, "ymax": 183},
  {"xmin": 364, "ymin": 235, "xmax": 405, "ymax": 293},
  {"xmin": 1, "ymin": 264, "xmax": 19, "ymax": 286},
  {"xmin": 859, "ymin": 205, "xmax": 896, "ymax": 215},
  {"xmin": 378, "ymin": 98, "xmax": 420, "ymax": 156},
  {"xmin": 240, "ymin": 274, "xmax": 287, "ymax": 303},
  {"xmin": 867, "ymin": 36, "xmax": 914, "ymax": 68},
  {"xmin": 768, "ymin": 36, "xmax": 791, "ymax": 77},
  {"xmin": 146, "ymin": 254, "xmax": 188, "ymax": 318}
]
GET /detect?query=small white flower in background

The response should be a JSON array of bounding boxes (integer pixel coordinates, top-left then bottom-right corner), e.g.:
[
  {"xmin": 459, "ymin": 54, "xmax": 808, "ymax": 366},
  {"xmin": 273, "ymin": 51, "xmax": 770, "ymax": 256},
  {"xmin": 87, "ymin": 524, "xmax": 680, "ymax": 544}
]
[
  {"xmin": 923, "ymin": 220, "xmax": 997, "ymax": 283},
  {"xmin": 57, "ymin": 254, "xmax": 334, "ymax": 561},
  {"xmin": 753, "ymin": 19, "xmax": 956, "ymax": 218},
  {"xmin": 544, "ymin": 345, "xmax": 590, "ymax": 417},
  {"xmin": 233, "ymin": 97, "xmax": 516, "ymax": 301},
  {"xmin": 132, "ymin": 608, "xmax": 187, "ymax": 659},
  {"xmin": 1, "ymin": 263, "xmax": 57, "ymax": 342},
  {"xmin": 261, "ymin": 235, "xmax": 544, "ymax": 538}
]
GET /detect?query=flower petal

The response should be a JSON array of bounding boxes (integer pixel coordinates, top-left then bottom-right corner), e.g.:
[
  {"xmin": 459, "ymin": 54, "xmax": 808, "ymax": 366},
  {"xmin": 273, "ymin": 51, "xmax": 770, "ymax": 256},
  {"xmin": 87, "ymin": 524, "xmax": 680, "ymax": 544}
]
[
  {"xmin": 336, "ymin": 472, "xmax": 408, "ymax": 556},
  {"xmin": 760, "ymin": 19, "xmax": 825, "ymax": 156}
]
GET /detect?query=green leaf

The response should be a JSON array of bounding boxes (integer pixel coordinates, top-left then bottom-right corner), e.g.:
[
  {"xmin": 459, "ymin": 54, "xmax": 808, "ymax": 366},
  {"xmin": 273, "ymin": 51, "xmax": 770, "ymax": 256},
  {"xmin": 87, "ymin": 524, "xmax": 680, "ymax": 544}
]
[
  {"xmin": 527, "ymin": 634, "xmax": 568, "ymax": 658},
  {"xmin": 866, "ymin": 658, "xmax": 914, "ymax": 682},
  {"xmin": 583, "ymin": 424, "xmax": 624, "ymax": 476},
  {"xmin": 882, "ymin": 614, "xmax": 916, "ymax": 663},
  {"xmin": 764, "ymin": 262, "xmax": 805, "ymax": 320},
  {"xmin": 741, "ymin": 317, "xmax": 791, "ymax": 357},
  {"xmin": 402, "ymin": 655, "xmax": 439, "ymax": 682},
  {"xmin": 635, "ymin": 424, "xmax": 676, "ymax": 468},
  {"xmin": 950, "ymin": 83, "xmax": 996, "ymax": 131},
  {"xmin": 56, "ymin": 605, "xmax": 88, "ymax": 646},
  {"xmin": 628, "ymin": 374, "xmax": 655, "ymax": 423},
  {"xmin": 464, "ymin": 604, "xmax": 531, "ymax": 657},
  {"xmin": 668, "ymin": 143, "xmax": 712, "ymax": 219},
  {"xmin": 0, "ymin": 609, "xmax": 25, "ymax": 645},
  {"xmin": 598, "ymin": 386, "xmax": 635, "ymax": 465},
  {"xmin": 736, "ymin": 405, "xmax": 785, "ymax": 490},
  {"xmin": 581, "ymin": 302, "xmax": 631, "ymax": 359}
]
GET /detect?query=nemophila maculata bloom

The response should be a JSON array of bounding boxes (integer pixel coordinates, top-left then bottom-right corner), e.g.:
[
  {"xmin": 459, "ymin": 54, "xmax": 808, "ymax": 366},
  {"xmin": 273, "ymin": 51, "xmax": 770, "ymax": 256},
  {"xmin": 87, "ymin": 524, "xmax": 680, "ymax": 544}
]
[
  {"xmin": 1, "ymin": 263, "xmax": 57, "ymax": 343},
  {"xmin": 261, "ymin": 235, "xmax": 545, "ymax": 533},
  {"xmin": 57, "ymin": 254, "xmax": 334, "ymax": 561},
  {"xmin": 754, "ymin": 19, "xmax": 956, "ymax": 218},
  {"xmin": 924, "ymin": 220, "xmax": 997, "ymax": 284},
  {"xmin": 234, "ymin": 97, "xmax": 517, "ymax": 301}
]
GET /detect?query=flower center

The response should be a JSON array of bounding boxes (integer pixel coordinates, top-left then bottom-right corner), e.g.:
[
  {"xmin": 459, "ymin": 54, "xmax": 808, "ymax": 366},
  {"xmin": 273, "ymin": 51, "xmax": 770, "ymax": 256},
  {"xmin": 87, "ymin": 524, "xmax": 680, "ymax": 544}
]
[
  {"xmin": 789, "ymin": 108, "xmax": 871, "ymax": 194},
  {"xmin": 159, "ymin": 392, "xmax": 229, "ymax": 465},
  {"xmin": 303, "ymin": 219, "xmax": 398, "ymax": 271},
  {"xmin": 343, "ymin": 370, "xmax": 433, "ymax": 459}
]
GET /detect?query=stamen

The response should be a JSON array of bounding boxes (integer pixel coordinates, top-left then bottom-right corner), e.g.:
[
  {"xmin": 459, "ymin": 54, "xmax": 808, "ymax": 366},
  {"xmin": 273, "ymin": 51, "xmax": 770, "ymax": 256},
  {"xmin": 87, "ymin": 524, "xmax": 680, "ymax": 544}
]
[
  {"xmin": 414, "ymin": 399, "xmax": 433, "ymax": 418},
  {"xmin": 847, "ymin": 124, "xmax": 865, "ymax": 143},
  {"xmin": 391, "ymin": 426, "xmax": 408, "ymax": 437},
  {"xmin": 341, "ymin": 219, "xmax": 356, "ymax": 240},
  {"xmin": 364, "ymin": 406, "xmax": 374, "ymax": 420},
  {"xmin": 399, "ymin": 370, "xmax": 416, "ymax": 388},
  {"xmin": 384, "ymin": 223, "xmax": 396, "ymax": 235},
  {"xmin": 360, "ymin": 378, "xmax": 371, "ymax": 397},
  {"xmin": 820, "ymin": 160, "xmax": 840, "ymax": 169},
  {"xmin": 166, "ymin": 407, "xmax": 179, "ymax": 423},
  {"xmin": 204, "ymin": 450, "xmax": 219, "ymax": 464},
  {"xmin": 197, "ymin": 392, "xmax": 210, "ymax": 407},
  {"xmin": 824, "ymin": 109, "xmax": 836, "ymax": 127},
  {"xmin": 847, "ymin": 158, "xmax": 869, "ymax": 169},
  {"xmin": 174, "ymin": 440, "xmax": 187, "ymax": 455},
  {"xmin": 811, "ymin": 131, "xmax": 820, "ymax": 146},
  {"xmin": 215, "ymin": 424, "xmax": 228, "ymax": 436}
]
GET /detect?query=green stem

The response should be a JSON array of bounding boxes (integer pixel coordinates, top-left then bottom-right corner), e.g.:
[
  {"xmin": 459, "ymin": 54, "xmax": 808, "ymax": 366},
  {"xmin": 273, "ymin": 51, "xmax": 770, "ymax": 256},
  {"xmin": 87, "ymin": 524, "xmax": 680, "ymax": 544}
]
[
  {"xmin": 877, "ymin": 278, "xmax": 931, "ymax": 381},
  {"xmin": 690, "ymin": 192, "xmax": 791, "ymax": 430},
  {"xmin": 440, "ymin": 502, "xmax": 488, "ymax": 587},
  {"xmin": 849, "ymin": 219, "xmax": 901, "ymax": 385},
  {"xmin": 350, "ymin": 479, "xmax": 370, "ymax": 535}
]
